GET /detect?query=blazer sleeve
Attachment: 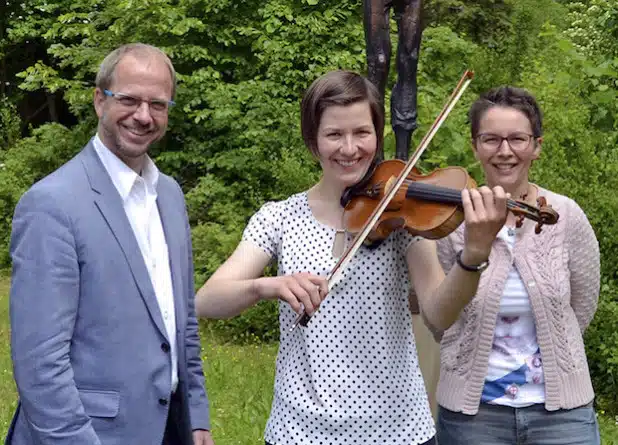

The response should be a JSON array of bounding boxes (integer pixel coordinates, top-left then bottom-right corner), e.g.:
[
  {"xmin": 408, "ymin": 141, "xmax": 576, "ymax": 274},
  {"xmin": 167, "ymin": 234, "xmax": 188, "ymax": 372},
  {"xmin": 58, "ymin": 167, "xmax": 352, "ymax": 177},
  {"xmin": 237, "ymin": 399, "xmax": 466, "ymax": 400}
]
[
  {"xmin": 178, "ymin": 186, "xmax": 211, "ymax": 430},
  {"xmin": 567, "ymin": 199, "xmax": 600, "ymax": 333},
  {"xmin": 9, "ymin": 187, "xmax": 101, "ymax": 444}
]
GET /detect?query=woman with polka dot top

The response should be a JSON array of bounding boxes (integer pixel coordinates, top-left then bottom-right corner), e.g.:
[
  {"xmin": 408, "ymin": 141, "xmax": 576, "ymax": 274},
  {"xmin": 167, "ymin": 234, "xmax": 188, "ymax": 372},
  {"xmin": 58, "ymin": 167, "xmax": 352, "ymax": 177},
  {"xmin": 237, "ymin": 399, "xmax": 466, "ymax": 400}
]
[
  {"xmin": 434, "ymin": 87, "xmax": 601, "ymax": 445},
  {"xmin": 196, "ymin": 70, "xmax": 509, "ymax": 445}
]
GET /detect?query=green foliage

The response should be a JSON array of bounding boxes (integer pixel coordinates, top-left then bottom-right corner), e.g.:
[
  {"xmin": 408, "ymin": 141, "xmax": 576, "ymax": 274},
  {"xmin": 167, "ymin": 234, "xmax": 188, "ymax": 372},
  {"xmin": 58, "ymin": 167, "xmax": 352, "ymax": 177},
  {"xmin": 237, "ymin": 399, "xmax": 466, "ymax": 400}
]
[
  {"xmin": 585, "ymin": 285, "xmax": 618, "ymax": 415},
  {"xmin": 203, "ymin": 301, "xmax": 281, "ymax": 344},
  {"xmin": 413, "ymin": 26, "xmax": 480, "ymax": 173},
  {"xmin": 424, "ymin": 0, "xmax": 515, "ymax": 47},
  {"xmin": 0, "ymin": 276, "xmax": 18, "ymax": 435},
  {"xmin": 473, "ymin": 0, "xmax": 567, "ymax": 88},
  {"xmin": 0, "ymin": 123, "xmax": 90, "ymax": 264},
  {"xmin": 598, "ymin": 412, "xmax": 618, "ymax": 445},
  {"xmin": 566, "ymin": 0, "xmax": 618, "ymax": 58},
  {"xmin": 0, "ymin": 99, "xmax": 20, "ymax": 151}
]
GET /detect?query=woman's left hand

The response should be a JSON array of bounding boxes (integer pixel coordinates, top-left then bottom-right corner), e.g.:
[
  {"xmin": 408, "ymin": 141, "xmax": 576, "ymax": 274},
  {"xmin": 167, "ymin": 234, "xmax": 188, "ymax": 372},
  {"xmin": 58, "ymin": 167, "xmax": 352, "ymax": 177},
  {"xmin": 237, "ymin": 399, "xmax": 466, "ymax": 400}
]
[{"xmin": 460, "ymin": 185, "xmax": 508, "ymax": 264}]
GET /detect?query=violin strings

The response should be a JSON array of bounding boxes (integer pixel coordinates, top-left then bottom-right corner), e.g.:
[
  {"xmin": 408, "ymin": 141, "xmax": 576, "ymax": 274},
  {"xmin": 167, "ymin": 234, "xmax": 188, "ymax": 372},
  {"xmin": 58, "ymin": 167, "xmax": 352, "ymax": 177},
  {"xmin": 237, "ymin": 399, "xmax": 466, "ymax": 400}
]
[
  {"xmin": 404, "ymin": 182, "xmax": 463, "ymax": 204},
  {"xmin": 378, "ymin": 182, "xmax": 540, "ymax": 217}
]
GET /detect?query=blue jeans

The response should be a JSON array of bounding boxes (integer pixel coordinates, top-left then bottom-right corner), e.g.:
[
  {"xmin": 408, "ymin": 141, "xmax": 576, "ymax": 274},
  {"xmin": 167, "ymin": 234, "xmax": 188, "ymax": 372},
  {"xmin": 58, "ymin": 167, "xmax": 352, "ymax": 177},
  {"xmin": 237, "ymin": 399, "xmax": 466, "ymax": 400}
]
[{"xmin": 437, "ymin": 402, "xmax": 600, "ymax": 445}]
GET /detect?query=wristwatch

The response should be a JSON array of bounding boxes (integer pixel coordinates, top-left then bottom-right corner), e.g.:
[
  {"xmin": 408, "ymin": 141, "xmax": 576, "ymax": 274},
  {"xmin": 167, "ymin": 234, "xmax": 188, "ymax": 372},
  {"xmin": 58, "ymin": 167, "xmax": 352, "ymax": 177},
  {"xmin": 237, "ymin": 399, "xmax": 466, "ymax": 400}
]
[{"xmin": 456, "ymin": 249, "xmax": 489, "ymax": 272}]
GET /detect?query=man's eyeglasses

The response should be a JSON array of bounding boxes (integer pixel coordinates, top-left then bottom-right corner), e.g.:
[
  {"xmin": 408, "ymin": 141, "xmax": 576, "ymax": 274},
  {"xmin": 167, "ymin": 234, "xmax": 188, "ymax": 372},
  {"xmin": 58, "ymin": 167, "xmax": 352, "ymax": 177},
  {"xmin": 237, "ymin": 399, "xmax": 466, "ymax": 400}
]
[
  {"xmin": 103, "ymin": 90, "xmax": 175, "ymax": 115},
  {"xmin": 476, "ymin": 132, "xmax": 536, "ymax": 151}
]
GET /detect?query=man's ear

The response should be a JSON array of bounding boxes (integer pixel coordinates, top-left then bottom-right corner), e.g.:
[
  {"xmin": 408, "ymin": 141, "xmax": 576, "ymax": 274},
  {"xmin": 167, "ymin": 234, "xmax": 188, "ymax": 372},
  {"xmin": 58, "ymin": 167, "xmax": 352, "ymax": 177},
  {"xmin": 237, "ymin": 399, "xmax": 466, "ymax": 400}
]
[{"xmin": 93, "ymin": 88, "xmax": 105, "ymax": 119}]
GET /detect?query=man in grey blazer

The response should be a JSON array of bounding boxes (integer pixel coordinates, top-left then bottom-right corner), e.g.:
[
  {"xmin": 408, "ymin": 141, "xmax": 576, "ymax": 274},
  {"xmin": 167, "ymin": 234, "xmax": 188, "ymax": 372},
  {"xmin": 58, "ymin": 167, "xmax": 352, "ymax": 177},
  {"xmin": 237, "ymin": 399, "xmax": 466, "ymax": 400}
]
[{"xmin": 6, "ymin": 43, "xmax": 214, "ymax": 445}]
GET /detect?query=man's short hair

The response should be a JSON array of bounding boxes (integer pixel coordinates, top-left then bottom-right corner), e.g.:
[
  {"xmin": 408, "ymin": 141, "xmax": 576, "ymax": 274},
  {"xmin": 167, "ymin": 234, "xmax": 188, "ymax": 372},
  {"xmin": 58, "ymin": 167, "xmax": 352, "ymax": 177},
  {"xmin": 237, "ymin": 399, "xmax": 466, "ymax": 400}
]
[{"xmin": 95, "ymin": 43, "xmax": 177, "ymax": 99}]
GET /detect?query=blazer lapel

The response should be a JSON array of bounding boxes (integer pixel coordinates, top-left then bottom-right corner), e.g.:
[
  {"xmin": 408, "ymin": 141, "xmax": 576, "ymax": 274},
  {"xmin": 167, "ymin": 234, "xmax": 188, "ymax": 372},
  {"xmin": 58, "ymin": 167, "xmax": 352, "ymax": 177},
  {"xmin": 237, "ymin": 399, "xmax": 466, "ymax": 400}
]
[
  {"xmin": 156, "ymin": 180, "xmax": 187, "ymax": 333},
  {"xmin": 80, "ymin": 142, "xmax": 169, "ymax": 340}
]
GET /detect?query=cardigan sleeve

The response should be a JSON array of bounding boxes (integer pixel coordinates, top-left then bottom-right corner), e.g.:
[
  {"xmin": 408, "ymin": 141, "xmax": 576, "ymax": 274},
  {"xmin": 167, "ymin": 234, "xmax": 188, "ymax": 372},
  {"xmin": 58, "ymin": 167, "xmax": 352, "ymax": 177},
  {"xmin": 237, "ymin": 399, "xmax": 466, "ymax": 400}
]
[{"xmin": 567, "ymin": 199, "xmax": 600, "ymax": 333}]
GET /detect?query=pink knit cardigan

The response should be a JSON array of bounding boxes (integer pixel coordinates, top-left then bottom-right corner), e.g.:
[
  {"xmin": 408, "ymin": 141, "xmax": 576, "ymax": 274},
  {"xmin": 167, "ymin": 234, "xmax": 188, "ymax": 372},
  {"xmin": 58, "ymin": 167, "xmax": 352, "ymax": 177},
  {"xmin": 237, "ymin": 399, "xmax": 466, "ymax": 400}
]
[{"xmin": 435, "ymin": 186, "xmax": 600, "ymax": 414}]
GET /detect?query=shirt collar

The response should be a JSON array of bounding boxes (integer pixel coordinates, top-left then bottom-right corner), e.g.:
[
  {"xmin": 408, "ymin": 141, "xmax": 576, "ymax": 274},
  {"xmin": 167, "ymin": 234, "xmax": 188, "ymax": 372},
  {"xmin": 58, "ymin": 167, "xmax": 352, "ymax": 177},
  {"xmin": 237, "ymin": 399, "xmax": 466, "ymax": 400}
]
[{"xmin": 93, "ymin": 134, "xmax": 159, "ymax": 201}]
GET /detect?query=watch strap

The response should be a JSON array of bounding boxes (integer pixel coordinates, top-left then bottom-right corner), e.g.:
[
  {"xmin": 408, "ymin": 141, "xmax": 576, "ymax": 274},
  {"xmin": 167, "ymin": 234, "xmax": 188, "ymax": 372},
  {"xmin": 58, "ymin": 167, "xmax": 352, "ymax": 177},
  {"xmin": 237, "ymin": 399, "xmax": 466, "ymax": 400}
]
[{"xmin": 456, "ymin": 249, "xmax": 489, "ymax": 272}]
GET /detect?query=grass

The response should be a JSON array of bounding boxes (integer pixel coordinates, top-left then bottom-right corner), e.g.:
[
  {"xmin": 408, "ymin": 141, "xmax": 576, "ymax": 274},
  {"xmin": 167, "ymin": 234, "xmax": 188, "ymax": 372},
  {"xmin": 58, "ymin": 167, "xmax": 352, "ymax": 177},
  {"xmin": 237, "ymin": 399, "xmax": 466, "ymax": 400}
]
[
  {"xmin": 0, "ymin": 274, "xmax": 18, "ymax": 436},
  {"xmin": 600, "ymin": 413, "xmax": 618, "ymax": 445},
  {"xmin": 200, "ymin": 329, "xmax": 276, "ymax": 444},
  {"xmin": 0, "ymin": 274, "xmax": 616, "ymax": 444}
]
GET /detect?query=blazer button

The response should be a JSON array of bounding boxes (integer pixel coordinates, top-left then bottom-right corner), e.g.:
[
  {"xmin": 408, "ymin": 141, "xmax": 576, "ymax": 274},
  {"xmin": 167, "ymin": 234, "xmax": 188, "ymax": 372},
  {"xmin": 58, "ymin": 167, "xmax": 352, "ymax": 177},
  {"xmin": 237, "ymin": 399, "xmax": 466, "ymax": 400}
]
[
  {"xmin": 159, "ymin": 398, "xmax": 168, "ymax": 406},
  {"xmin": 161, "ymin": 343, "xmax": 170, "ymax": 353}
]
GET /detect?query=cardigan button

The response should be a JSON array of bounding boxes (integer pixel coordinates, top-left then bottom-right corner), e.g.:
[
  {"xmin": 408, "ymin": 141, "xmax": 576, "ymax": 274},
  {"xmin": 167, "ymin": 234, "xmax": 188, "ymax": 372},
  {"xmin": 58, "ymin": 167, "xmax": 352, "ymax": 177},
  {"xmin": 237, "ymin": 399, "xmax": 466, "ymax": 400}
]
[{"xmin": 527, "ymin": 280, "xmax": 536, "ymax": 287}]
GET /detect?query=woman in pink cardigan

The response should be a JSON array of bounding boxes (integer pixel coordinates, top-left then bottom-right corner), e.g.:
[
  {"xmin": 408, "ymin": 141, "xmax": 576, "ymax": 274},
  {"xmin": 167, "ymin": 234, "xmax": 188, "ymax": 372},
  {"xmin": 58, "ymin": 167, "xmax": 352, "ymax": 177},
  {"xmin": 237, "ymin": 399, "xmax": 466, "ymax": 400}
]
[{"xmin": 435, "ymin": 86, "xmax": 601, "ymax": 445}]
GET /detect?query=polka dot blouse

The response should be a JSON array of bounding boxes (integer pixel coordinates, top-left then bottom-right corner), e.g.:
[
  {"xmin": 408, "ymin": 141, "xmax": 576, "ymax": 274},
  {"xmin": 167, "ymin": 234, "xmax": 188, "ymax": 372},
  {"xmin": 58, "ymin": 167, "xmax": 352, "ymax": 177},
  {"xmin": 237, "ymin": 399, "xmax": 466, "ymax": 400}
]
[{"xmin": 242, "ymin": 192, "xmax": 436, "ymax": 445}]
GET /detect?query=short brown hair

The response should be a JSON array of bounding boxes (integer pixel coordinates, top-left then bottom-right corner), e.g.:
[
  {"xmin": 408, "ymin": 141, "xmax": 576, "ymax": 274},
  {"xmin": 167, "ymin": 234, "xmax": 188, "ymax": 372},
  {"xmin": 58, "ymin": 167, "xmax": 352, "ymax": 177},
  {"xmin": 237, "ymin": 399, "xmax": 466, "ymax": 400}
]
[
  {"xmin": 300, "ymin": 70, "xmax": 384, "ymax": 157},
  {"xmin": 95, "ymin": 43, "xmax": 177, "ymax": 99},
  {"xmin": 469, "ymin": 86, "xmax": 543, "ymax": 139}
]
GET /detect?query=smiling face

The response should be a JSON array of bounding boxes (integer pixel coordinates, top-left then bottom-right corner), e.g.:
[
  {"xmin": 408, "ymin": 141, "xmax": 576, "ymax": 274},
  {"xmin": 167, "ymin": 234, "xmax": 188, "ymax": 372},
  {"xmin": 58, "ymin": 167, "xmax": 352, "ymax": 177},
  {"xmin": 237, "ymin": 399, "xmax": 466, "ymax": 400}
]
[
  {"xmin": 94, "ymin": 53, "xmax": 173, "ymax": 172},
  {"xmin": 315, "ymin": 101, "xmax": 377, "ymax": 192},
  {"xmin": 473, "ymin": 106, "xmax": 541, "ymax": 195}
]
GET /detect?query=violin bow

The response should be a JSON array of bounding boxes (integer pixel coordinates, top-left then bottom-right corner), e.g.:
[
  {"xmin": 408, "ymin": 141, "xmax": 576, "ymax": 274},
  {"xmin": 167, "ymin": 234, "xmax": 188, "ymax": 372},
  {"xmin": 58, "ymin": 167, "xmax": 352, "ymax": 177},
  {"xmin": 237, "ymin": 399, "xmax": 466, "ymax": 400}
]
[{"xmin": 290, "ymin": 70, "xmax": 474, "ymax": 331}]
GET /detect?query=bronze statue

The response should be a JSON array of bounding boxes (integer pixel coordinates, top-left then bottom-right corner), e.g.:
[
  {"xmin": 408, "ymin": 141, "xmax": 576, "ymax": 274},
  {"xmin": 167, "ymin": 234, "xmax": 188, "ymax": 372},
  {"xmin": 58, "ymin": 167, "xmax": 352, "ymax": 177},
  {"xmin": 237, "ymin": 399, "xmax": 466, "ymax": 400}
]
[
  {"xmin": 364, "ymin": 0, "xmax": 423, "ymax": 161},
  {"xmin": 364, "ymin": 1, "xmax": 439, "ymax": 419}
]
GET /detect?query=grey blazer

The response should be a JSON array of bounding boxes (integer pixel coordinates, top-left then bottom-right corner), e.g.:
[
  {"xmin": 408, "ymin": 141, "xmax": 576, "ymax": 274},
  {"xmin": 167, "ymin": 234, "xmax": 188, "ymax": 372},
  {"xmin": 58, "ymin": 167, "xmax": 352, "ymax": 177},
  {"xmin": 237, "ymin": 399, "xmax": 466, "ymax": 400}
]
[{"xmin": 6, "ymin": 141, "xmax": 210, "ymax": 445}]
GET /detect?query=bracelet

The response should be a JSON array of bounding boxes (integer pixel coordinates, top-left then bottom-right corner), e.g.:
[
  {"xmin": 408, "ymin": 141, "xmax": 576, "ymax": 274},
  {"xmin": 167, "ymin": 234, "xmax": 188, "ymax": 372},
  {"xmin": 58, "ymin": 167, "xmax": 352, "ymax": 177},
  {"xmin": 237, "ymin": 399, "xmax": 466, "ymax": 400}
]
[{"xmin": 456, "ymin": 249, "xmax": 489, "ymax": 272}]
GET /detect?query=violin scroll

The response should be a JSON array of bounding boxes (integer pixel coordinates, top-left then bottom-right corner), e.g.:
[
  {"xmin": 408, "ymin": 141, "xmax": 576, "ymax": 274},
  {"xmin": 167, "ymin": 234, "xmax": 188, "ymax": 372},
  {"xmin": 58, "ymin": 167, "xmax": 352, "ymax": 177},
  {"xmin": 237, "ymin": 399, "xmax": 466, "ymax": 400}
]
[
  {"xmin": 535, "ymin": 196, "xmax": 559, "ymax": 233},
  {"xmin": 509, "ymin": 196, "xmax": 559, "ymax": 234}
]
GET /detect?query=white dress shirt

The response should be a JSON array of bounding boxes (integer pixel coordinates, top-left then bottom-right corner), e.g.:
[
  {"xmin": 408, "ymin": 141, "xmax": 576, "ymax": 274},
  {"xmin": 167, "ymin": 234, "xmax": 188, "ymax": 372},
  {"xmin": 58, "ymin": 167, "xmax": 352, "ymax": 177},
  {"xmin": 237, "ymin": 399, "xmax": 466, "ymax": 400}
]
[{"xmin": 93, "ymin": 135, "xmax": 178, "ymax": 392}]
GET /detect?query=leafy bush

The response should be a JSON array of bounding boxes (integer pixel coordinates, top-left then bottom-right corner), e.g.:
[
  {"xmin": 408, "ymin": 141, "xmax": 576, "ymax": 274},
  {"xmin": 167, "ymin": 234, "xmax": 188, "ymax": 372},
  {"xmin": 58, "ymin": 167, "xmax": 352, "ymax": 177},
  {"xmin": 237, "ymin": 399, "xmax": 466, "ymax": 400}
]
[
  {"xmin": 0, "ymin": 123, "xmax": 90, "ymax": 264},
  {"xmin": 0, "ymin": 99, "xmax": 21, "ymax": 151},
  {"xmin": 202, "ymin": 300, "xmax": 280, "ymax": 344},
  {"xmin": 585, "ymin": 285, "xmax": 618, "ymax": 415}
]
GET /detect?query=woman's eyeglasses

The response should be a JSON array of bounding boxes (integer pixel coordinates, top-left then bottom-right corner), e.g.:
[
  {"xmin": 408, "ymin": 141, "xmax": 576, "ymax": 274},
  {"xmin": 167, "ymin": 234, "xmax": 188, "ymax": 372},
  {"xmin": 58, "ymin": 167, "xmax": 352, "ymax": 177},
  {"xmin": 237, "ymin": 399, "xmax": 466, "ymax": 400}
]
[{"xmin": 476, "ymin": 132, "xmax": 536, "ymax": 151}]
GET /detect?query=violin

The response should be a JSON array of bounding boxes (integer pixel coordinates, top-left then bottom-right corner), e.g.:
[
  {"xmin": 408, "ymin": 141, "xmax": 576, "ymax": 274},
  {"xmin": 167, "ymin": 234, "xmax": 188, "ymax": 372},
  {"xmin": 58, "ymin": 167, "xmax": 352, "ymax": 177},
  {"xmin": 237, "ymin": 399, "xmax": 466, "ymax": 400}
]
[
  {"xmin": 291, "ymin": 70, "xmax": 559, "ymax": 331},
  {"xmin": 341, "ymin": 159, "xmax": 559, "ymax": 245}
]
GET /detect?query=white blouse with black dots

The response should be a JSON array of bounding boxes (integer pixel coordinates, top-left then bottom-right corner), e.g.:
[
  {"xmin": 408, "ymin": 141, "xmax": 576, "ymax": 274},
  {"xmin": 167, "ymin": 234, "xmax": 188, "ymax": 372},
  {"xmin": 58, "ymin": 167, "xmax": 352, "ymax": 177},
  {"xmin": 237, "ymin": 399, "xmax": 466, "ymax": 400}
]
[{"xmin": 242, "ymin": 192, "xmax": 436, "ymax": 445}]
